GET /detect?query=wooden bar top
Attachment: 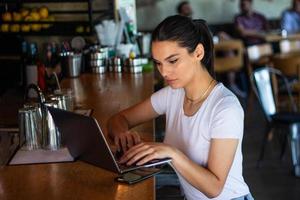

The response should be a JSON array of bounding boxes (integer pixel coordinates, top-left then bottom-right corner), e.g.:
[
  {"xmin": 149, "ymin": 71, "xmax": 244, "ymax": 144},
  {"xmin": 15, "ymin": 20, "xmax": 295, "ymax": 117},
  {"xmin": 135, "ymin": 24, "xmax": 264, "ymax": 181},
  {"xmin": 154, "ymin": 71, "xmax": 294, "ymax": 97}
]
[
  {"xmin": 265, "ymin": 33, "xmax": 300, "ymax": 43},
  {"xmin": 0, "ymin": 72, "xmax": 156, "ymax": 200}
]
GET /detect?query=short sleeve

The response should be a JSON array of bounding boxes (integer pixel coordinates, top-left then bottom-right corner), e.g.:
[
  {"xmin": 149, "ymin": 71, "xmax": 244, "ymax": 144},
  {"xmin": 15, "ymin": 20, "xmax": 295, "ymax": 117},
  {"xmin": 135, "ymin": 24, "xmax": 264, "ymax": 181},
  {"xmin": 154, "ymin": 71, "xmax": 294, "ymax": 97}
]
[
  {"xmin": 210, "ymin": 96, "xmax": 244, "ymax": 139},
  {"xmin": 281, "ymin": 11, "xmax": 293, "ymax": 34},
  {"xmin": 234, "ymin": 15, "xmax": 243, "ymax": 28},
  {"xmin": 150, "ymin": 86, "xmax": 170, "ymax": 115}
]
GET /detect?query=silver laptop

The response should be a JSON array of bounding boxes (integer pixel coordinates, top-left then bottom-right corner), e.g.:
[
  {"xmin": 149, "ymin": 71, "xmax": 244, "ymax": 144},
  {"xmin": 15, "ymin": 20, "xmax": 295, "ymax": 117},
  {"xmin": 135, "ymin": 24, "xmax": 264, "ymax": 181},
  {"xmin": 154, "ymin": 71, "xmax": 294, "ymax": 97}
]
[{"xmin": 48, "ymin": 107, "xmax": 171, "ymax": 174}]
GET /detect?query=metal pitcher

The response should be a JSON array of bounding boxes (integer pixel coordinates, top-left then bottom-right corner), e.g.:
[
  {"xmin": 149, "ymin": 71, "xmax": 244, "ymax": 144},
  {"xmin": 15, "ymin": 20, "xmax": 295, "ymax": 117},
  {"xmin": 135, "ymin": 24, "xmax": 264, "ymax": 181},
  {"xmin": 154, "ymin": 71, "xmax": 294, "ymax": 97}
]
[
  {"xmin": 43, "ymin": 100, "xmax": 62, "ymax": 150},
  {"xmin": 24, "ymin": 84, "xmax": 62, "ymax": 150}
]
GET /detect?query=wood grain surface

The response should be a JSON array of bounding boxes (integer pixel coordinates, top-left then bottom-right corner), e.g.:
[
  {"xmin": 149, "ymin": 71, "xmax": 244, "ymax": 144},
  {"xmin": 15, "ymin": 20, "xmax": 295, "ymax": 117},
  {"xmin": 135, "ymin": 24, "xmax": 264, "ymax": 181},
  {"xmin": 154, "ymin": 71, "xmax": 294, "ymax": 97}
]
[{"xmin": 0, "ymin": 72, "xmax": 155, "ymax": 200}]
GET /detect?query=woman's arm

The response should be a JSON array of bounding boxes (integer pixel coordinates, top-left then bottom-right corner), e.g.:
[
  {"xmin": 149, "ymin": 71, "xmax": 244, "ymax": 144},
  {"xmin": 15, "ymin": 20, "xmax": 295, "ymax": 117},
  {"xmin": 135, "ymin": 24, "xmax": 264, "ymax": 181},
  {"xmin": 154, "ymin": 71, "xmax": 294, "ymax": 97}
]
[
  {"xmin": 120, "ymin": 138, "xmax": 238, "ymax": 198},
  {"xmin": 107, "ymin": 97, "xmax": 159, "ymax": 152},
  {"xmin": 171, "ymin": 139, "xmax": 239, "ymax": 198}
]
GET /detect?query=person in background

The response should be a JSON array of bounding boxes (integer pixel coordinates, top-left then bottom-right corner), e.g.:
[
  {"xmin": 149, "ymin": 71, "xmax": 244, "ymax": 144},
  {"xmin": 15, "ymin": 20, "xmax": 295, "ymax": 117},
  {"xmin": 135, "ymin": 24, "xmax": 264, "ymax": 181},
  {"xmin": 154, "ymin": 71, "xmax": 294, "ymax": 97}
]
[
  {"xmin": 234, "ymin": 0, "xmax": 269, "ymax": 46},
  {"xmin": 282, "ymin": 0, "xmax": 300, "ymax": 34},
  {"xmin": 176, "ymin": 1, "xmax": 247, "ymax": 98},
  {"xmin": 177, "ymin": 1, "xmax": 193, "ymax": 18},
  {"xmin": 108, "ymin": 15, "xmax": 252, "ymax": 200}
]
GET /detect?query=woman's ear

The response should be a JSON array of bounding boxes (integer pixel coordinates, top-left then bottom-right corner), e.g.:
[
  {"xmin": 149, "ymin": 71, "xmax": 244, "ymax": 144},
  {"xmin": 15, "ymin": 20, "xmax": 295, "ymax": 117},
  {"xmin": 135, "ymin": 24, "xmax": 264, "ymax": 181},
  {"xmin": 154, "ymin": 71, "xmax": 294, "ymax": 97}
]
[{"xmin": 194, "ymin": 43, "xmax": 205, "ymax": 61}]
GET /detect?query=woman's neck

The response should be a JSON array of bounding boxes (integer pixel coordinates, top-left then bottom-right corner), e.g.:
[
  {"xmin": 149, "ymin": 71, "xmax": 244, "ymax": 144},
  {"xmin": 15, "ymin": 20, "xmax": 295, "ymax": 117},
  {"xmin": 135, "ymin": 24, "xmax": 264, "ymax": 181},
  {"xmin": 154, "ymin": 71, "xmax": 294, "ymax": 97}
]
[{"xmin": 184, "ymin": 68, "xmax": 214, "ymax": 101}]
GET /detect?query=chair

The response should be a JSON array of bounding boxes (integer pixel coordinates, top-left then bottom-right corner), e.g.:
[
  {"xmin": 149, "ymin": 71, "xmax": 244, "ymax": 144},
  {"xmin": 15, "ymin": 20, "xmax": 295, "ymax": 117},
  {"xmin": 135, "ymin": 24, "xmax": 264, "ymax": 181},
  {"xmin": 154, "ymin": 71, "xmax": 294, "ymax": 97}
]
[
  {"xmin": 214, "ymin": 40, "xmax": 247, "ymax": 97},
  {"xmin": 247, "ymin": 43, "xmax": 273, "ymax": 63},
  {"xmin": 272, "ymin": 53, "xmax": 300, "ymax": 77},
  {"xmin": 246, "ymin": 43, "xmax": 274, "ymax": 95},
  {"xmin": 275, "ymin": 40, "xmax": 300, "ymax": 80},
  {"xmin": 272, "ymin": 53, "xmax": 300, "ymax": 107},
  {"xmin": 214, "ymin": 39, "xmax": 244, "ymax": 73},
  {"xmin": 246, "ymin": 43, "xmax": 273, "ymax": 73},
  {"xmin": 251, "ymin": 67, "xmax": 300, "ymax": 176}
]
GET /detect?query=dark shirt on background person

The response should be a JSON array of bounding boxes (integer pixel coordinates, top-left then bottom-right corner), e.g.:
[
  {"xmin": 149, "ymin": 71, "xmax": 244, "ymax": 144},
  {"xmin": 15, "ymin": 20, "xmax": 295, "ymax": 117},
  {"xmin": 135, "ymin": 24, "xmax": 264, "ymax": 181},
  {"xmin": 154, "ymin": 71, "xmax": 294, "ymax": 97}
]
[{"xmin": 234, "ymin": 0, "xmax": 268, "ymax": 46}]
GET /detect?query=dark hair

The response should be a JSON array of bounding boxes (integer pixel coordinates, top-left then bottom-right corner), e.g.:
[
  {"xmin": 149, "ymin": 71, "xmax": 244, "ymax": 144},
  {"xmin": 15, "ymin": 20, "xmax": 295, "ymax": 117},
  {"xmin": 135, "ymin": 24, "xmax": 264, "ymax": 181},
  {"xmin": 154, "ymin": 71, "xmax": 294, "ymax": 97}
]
[
  {"xmin": 293, "ymin": 0, "xmax": 300, "ymax": 8},
  {"xmin": 240, "ymin": 0, "xmax": 252, "ymax": 3},
  {"xmin": 151, "ymin": 15, "xmax": 215, "ymax": 78},
  {"xmin": 177, "ymin": 1, "xmax": 189, "ymax": 14}
]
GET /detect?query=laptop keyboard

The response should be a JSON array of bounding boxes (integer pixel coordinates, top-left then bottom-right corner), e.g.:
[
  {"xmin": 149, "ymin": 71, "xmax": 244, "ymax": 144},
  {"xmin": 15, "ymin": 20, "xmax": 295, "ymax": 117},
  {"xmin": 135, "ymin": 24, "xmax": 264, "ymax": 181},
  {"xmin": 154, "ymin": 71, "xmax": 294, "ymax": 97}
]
[{"xmin": 117, "ymin": 158, "xmax": 169, "ymax": 171}]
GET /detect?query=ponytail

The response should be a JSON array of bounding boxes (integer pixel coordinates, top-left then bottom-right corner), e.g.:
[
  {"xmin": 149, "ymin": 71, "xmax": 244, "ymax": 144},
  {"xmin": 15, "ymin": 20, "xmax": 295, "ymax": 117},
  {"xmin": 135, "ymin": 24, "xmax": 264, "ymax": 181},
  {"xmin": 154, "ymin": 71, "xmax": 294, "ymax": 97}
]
[{"xmin": 192, "ymin": 19, "xmax": 215, "ymax": 78}]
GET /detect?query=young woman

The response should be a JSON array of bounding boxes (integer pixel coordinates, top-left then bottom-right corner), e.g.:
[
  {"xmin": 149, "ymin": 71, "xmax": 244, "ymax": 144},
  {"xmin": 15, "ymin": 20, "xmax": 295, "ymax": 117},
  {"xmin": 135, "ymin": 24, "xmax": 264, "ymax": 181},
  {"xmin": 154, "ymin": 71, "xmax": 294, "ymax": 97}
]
[{"xmin": 107, "ymin": 15, "xmax": 252, "ymax": 200}]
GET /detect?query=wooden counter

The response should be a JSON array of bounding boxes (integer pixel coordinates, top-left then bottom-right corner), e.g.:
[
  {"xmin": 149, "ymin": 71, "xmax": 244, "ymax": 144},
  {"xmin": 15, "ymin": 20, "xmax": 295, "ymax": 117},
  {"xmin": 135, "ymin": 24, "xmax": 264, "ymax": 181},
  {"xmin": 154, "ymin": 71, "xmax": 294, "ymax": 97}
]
[
  {"xmin": 265, "ymin": 33, "xmax": 300, "ymax": 43},
  {"xmin": 272, "ymin": 51, "xmax": 300, "ymax": 76},
  {"xmin": 0, "ymin": 72, "xmax": 156, "ymax": 200}
]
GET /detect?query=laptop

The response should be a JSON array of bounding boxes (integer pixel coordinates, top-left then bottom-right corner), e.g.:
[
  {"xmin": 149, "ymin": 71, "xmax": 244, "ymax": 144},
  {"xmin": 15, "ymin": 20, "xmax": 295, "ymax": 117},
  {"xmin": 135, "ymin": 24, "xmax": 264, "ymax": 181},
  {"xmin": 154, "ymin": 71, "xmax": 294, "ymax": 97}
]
[{"xmin": 48, "ymin": 107, "xmax": 171, "ymax": 174}]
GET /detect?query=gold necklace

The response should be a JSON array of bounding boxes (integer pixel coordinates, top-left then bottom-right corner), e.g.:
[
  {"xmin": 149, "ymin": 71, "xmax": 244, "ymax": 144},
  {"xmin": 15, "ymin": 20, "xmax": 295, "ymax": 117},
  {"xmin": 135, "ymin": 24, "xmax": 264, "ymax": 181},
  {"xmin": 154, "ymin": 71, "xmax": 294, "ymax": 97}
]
[{"xmin": 185, "ymin": 79, "xmax": 215, "ymax": 105}]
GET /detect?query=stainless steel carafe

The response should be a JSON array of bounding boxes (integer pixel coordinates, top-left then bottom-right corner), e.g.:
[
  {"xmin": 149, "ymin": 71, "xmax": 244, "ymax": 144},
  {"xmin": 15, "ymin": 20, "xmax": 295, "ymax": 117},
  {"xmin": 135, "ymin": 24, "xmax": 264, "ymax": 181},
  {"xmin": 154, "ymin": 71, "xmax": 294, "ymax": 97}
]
[
  {"xmin": 43, "ymin": 100, "xmax": 62, "ymax": 150},
  {"xmin": 24, "ymin": 84, "xmax": 62, "ymax": 150}
]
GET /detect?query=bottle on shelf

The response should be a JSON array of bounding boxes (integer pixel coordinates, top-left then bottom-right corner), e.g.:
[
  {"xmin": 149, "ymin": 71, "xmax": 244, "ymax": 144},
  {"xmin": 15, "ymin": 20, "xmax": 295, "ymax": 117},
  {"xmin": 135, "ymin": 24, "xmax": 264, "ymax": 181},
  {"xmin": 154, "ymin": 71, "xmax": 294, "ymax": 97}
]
[
  {"xmin": 25, "ymin": 42, "xmax": 46, "ymax": 97},
  {"xmin": 25, "ymin": 42, "xmax": 38, "ymax": 97}
]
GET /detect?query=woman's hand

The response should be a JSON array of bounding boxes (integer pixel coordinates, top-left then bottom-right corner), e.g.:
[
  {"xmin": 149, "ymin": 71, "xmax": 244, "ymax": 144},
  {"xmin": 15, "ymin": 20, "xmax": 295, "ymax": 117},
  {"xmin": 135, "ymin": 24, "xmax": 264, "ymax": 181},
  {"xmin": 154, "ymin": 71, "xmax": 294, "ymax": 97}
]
[
  {"xmin": 107, "ymin": 98, "xmax": 159, "ymax": 153},
  {"xmin": 114, "ymin": 130, "xmax": 141, "ymax": 153},
  {"xmin": 119, "ymin": 142, "xmax": 175, "ymax": 166}
]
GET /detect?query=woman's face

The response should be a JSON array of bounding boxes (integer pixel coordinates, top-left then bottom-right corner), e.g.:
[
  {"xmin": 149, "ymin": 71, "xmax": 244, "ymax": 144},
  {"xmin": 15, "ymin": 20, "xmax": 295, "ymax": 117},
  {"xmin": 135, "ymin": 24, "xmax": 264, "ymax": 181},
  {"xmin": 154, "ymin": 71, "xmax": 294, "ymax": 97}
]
[{"xmin": 151, "ymin": 40, "xmax": 203, "ymax": 89}]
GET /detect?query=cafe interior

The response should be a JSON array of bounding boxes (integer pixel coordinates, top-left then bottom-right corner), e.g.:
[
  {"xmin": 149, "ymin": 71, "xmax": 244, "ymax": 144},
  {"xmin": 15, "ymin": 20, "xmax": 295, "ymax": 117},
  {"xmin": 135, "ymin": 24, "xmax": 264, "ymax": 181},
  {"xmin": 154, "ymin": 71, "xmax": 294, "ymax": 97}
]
[{"xmin": 1, "ymin": 0, "xmax": 300, "ymax": 199}]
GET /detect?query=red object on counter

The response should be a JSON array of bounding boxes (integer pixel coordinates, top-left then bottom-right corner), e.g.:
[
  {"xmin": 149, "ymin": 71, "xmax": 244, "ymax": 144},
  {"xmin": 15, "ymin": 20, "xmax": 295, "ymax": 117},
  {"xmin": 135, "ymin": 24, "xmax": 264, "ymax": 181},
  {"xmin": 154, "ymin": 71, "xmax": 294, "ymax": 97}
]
[{"xmin": 37, "ymin": 61, "xmax": 46, "ymax": 91}]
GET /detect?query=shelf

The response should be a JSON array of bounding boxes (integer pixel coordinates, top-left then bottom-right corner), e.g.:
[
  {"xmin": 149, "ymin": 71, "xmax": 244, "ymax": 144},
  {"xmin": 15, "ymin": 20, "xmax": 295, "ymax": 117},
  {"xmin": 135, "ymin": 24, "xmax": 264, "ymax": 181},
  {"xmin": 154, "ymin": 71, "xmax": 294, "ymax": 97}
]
[
  {"xmin": 50, "ymin": 9, "xmax": 111, "ymax": 15},
  {"xmin": 0, "ymin": 0, "xmax": 114, "ymax": 36},
  {"xmin": 0, "ymin": 0, "xmax": 90, "ymax": 4},
  {"xmin": 0, "ymin": 21, "xmax": 90, "ymax": 25},
  {"xmin": 0, "ymin": 32, "xmax": 92, "ymax": 36},
  {"xmin": 0, "ymin": 21, "xmax": 92, "ymax": 36}
]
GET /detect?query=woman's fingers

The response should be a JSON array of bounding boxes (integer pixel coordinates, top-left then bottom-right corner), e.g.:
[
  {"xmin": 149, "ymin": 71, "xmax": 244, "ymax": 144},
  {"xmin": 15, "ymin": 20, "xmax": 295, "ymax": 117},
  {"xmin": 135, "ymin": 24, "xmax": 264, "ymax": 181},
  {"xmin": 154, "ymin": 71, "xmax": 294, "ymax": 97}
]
[
  {"xmin": 136, "ymin": 153, "xmax": 157, "ymax": 166},
  {"xmin": 119, "ymin": 143, "xmax": 148, "ymax": 163},
  {"xmin": 126, "ymin": 141, "xmax": 145, "ymax": 153},
  {"xmin": 114, "ymin": 137, "xmax": 120, "ymax": 152},
  {"xmin": 126, "ymin": 147, "xmax": 155, "ymax": 165},
  {"xmin": 125, "ymin": 134, "xmax": 134, "ymax": 149},
  {"xmin": 120, "ymin": 136, "xmax": 128, "ymax": 152},
  {"xmin": 131, "ymin": 131, "xmax": 141, "ymax": 144},
  {"xmin": 119, "ymin": 142, "xmax": 172, "ymax": 165},
  {"xmin": 114, "ymin": 131, "xmax": 141, "ymax": 153}
]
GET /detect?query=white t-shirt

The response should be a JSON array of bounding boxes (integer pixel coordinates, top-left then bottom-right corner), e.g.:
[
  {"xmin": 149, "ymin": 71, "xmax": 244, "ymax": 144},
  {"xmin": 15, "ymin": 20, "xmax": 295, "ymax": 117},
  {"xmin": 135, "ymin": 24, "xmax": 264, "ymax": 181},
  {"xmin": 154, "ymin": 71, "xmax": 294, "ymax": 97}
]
[{"xmin": 151, "ymin": 83, "xmax": 250, "ymax": 200}]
